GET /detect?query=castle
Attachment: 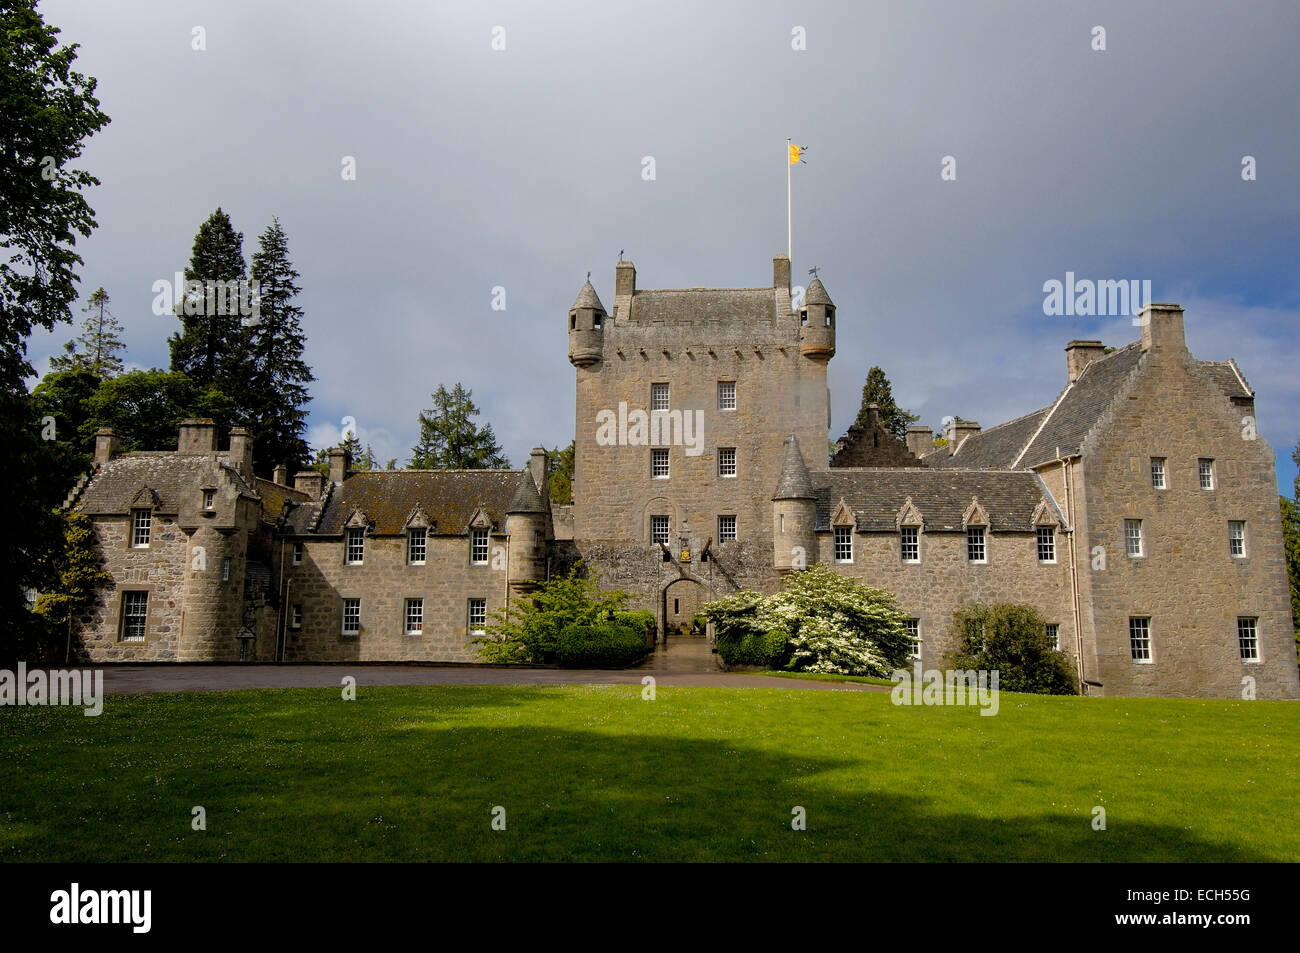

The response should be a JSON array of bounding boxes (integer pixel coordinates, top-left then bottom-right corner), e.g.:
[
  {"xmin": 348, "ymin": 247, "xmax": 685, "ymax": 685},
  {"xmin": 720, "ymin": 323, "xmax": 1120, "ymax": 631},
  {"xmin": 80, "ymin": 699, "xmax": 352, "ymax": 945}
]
[{"xmin": 64, "ymin": 255, "xmax": 1300, "ymax": 699}]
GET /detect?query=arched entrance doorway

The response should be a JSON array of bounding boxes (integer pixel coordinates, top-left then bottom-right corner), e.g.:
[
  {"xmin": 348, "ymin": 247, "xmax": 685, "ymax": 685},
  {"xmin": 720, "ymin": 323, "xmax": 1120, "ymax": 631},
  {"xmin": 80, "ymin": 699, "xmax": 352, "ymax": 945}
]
[{"xmin": 661, "ymin": 577, "xmax": 710, "ymax": 642}]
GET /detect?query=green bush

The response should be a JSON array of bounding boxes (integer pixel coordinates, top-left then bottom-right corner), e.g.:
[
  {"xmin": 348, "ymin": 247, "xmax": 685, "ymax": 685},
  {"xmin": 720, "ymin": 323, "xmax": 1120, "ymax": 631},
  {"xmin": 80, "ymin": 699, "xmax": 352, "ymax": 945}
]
[
  {"xmin": 946, "ymin": 602, "xmax": 1080, "ymax": 695},
  {"xmin": 611, "ymin": 610, "xmax": 656, "ymax": 647},
  {"xmin": 556, "ymin": 623, "xmax": 648, "ymax": 669},
  {"xmin": 717, "ymin": 628, "xmax": 789, "ymax": 668}
]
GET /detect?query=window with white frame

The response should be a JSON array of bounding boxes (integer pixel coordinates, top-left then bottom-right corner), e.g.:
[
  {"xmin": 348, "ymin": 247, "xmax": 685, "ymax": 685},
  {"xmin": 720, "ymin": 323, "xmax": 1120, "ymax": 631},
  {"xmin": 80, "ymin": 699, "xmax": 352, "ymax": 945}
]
[
  {"xmin": 120, "ymin": 591, "xmax": 148, "ymax": 641},
  {"xmin": 651, "ymin": 515, "xmax": 669, "ymax": 545},
  {"xmin": 1129, "ymin": 617, "xmax": 1151, "ymax": 662},
  {"xmin": 471, "ymin": 528, "xmax": 489, "ymax": 564},
  {"xmin": 131, "ymin": 509, "xmax": 151, "ymax": 548},
  {"xmin": 834, "ymin": 526, "xmax": 853, "ymax": 562},
  {"xmin": 967, "ymin": 526, "xmax": 986, "ymax": 563},
  {"xmin": 1228, "ymin": 521, "xmax": 1246, "ymax": 558},
  {"xmin": 900, "ymin": 526, "xmax": 919, "ymax": 563},
  {"xmin": 408, "ymin": 527, "xmax": 426, "ymax": 565},
  {"xmin": 345, "ymin": 528, "xmax": 365, "ymax": 564},
  {"xmin": 1125, "ymin": 519, "xmax": 1143, "ymax": 558},
  {"xmin": 468, "ymin": 598, "xmax": 487, "ymax": 633},
  {"xmin": 905, "ymin": 619, "xmax": 921, "ymax": 659},
  {"xmin": 1237, "ymin": 617, "xmax": 1259, "ymax": 662},
  {"xmin": 290, "ymin": 604, "xmax": 302, "ymax": 629},
  {"xmin": 221, "ymin": 557, "xmax": 231, "ymax": 581},
  {"xmin": 651, "ymin": 448, "xmax": 669, "ymax": 479},
  {"xmin": 1046, "ymin": 623, "xmax": 1060, "ymax": 650},
  {"xmin": 718, "ymin": 447, "xmax": 736, "ymax": 478},
  {"xmin": 1037, "ymin": 526, "xmax": 1056, "ymax": 563},
  {"xmin": 203, "ymin": 489, "xmax": 216, "ymax": 510},
  {"xmin": 718, "ymin": 381, "xmax": 736, "ymax": 410},
  {"xmin": 1150, "ymin": 457, "xmax": 1166, "ymax": 489},
  {"xmin": 292, "ymin": 541, "xmax": 303, "ymax": 565},
  {"xmin": 718, "ymin": 515, "xmax": 737, "ymax": 542},
  {"xmin": 341, "ymin": 598, "xmax": 360, "ymax": 635},
  {"xmin": 651, "ymin": 382, "xmax": 670, "ymax": 411},
  {"xmin": 405, "ymin": 598, "xmax": 423, "ymax": 635},
  {"xmin": 1199, "ymin": 458, "xmax": 1215, "ymax": 490}
]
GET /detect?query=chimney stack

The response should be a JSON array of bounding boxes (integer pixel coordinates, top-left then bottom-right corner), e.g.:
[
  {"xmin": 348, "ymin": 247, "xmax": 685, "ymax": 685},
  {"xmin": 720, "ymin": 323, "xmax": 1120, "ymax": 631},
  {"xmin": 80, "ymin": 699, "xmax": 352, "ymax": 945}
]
[
  {"xmin": 328, "ymin": 447, "xmax": 350, "ymax": 484},
  {"xmin": 293, "ymin": 471, "xmax": 325, "ymax": 500},
  {"xmin": 1065, "ymin": 339, "xmax": 1107, "ymax": 383},
  {"xmin": 178, "ymin": 418, "xmax": 217, "ymax": 452},
  {"xmin": 528, "ymin": 447, "xmax": 549, "ymax": 508},
  {"xmin": 905, "ymin": 426, "xmax": 932, "ymax": 459},
  {"xmin": 273, "ymin": 464, "xmax": 288, "ymax": 485},
  {"xmin": 949, "ymin": 419, "xmax": 981, "ymax": 455},
  {"xmin": 94, "ymin": 428, "xmax": 120, "ymax": 464},
  {"xmin": 773, "ymin": 255, "xmax": 791, "ymax": 292},
  {"xmin": 228, "ymin": 427, "xmax": 253, "ymax": 474},
  {"xmin": 1139, "ymin": 303, "xmax": 1187, "ymax": 355}
]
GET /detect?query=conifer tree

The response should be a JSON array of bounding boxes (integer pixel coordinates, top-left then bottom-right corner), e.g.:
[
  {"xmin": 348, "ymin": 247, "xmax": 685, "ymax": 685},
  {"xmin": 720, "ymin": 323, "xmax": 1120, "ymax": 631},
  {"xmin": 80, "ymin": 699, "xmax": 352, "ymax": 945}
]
[
  {"xmin": 49, "ymin": 287, "xmax": 125, "ymax": 377},
  {"xmin": 853, "ymin": 366, "xmax": 919, "ymax": 440},
  {"xmin": 167, "ymin": 208, "xmax": 247, "ymax": 390},
  {"xmin": 411, "ymin": 383, "xmax": 508, "ymax": 469}
]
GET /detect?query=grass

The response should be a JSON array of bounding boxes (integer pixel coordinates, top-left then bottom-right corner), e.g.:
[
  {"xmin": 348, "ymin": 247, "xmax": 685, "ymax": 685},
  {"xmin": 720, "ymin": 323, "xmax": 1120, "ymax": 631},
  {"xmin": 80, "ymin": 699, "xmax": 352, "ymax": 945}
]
[
  {"xmin": 1, "ymin": 684, "xmax": 1297, "ymax": 861},
  {"xmin": 754, "ymin": 670, "xmax": 900, "ymax": 687}
]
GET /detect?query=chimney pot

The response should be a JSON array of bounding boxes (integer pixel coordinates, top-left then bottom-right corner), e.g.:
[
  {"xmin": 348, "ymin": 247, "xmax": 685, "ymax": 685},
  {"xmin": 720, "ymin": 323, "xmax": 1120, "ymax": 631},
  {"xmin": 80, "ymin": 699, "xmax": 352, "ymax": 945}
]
[
  {"xmin": 228, "ymin": 427, "xmax": 253, "ymax": 474},
  {"xmin": 949, "ymin": 419, "xmax": 981, "ymax": 456},
  {"xmin": 178, "ymin": 418, "xmax": 217, "ymax": 452},
  {"xmin": 905, "ymin": 426, "xmax": 932, "ymax": 459},
  {"xmin": 94, "ymin": 427, "xmax": 120, "ymax": 464},
  {"xmin": 273, "ymin": 464, "xmax": 288, "ymax": 485},
  {"xmin": 328, "ymin": 447, "xmax": 350, "ymax": 485},
  {"xmin": 293, "ymin": 471, "xmax": 325, "ymax": 501},
  {"xmin": 1065, "ymin": 339, "xmax": 1107, "ymax": 383}
]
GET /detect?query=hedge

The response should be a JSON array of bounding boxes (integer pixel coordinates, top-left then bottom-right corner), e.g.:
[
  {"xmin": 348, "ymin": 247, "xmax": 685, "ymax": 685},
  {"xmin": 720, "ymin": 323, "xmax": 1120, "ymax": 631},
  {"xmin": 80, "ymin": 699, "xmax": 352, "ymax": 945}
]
[
  {"xmin": 717, "ymin": 628, "xmax": 789, "ymax": 668},
  {"xmin": 556, "ymin": 623, "xmax": 648, "ymax": 669}
]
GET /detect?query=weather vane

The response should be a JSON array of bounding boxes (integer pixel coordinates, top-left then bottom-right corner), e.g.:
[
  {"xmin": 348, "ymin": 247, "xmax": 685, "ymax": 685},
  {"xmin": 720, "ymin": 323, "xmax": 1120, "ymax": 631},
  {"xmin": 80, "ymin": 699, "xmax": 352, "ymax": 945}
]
[
  {"xmin": 586, "ymin": 271, "xmax": 591, "ymax": 282},
  {"xmin": 809, "ymin": 266, "xmax": 820, "ymax": 278},
  {"xmin": 618, "ymin": 249, "xmax": 624, "ymax": 262}
]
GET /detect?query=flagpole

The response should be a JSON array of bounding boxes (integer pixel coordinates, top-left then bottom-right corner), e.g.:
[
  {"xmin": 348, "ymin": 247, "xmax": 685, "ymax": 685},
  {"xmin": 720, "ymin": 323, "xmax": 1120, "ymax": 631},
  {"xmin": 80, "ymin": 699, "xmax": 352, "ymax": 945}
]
[{"xmin": 786, "ymin": 138, "xmax": 793, "ymax": 263}]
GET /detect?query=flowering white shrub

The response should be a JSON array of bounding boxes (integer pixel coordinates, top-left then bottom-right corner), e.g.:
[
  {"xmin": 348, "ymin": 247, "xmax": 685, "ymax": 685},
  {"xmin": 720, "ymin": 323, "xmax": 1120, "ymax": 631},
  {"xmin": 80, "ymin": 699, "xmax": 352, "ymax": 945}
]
[{"xmin": 702, "ymin": 564, "xmax": 912, "ymax": 676}]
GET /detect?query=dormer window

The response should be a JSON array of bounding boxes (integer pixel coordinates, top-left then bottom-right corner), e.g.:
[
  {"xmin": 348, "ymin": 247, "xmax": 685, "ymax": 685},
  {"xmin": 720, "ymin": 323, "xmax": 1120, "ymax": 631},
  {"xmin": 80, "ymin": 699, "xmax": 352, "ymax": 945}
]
[{"xmin": 203, "ymin": 489, "xmax": 216, "ymax": 510}]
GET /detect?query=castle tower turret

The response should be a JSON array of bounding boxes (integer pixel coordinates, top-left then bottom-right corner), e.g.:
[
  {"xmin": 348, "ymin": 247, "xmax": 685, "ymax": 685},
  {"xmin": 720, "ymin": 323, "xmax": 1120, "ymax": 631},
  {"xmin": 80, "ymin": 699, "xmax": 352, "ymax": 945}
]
[
  {"xmin": 506, "ymin": 467, "xmax": 548, "ymax": 591},
  {"xmin": 798, "ymin": 276, "xmax": 836, "ymax": 361},
  {"xmin": 772, "ymin": 434, "xmax": 818, "ymax": 571},
  {"xmin": 567, "ymin": 278, "xmax": 606, "ymax": 368}
]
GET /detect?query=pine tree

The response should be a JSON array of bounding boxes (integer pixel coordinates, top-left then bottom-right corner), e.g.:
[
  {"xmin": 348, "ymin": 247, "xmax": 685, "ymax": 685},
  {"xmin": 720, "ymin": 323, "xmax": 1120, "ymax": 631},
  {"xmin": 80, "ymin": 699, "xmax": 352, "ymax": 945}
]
[
  {"xmin": 244, "ymin": 218, "xmax": 313, "ymax": 476},
  {"xmin": 167, "ymin": 208, "xmax": 248, "ymax": 390},
  {"xmin": 411, "ymin": 383, "xmax": 509, "ymax": 469},
  {"xmin": 853, "ymin": 366, "xmax": 919, "ymax": 441},
  {"xmin": 49, "ymin": 287, "xmax": 125, "ymax": 377}
]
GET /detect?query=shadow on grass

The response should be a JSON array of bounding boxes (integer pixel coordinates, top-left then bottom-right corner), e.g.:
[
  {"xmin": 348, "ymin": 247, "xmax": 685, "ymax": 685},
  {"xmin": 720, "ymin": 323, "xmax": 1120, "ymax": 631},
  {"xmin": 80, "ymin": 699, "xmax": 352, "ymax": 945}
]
[{"xmin": 0, "ymin": 685, "xmax": 1282, "ymax": 862}]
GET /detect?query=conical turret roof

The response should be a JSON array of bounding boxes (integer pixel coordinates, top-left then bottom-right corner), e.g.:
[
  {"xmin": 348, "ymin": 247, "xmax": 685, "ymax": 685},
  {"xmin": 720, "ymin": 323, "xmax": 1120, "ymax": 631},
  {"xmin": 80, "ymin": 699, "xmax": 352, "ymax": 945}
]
[
  {"xmin": 805, "ymin": 276, "xmax": 833, "ymax": 307},
  {"xmin": 773, "ymin": 434, "xmax": 816, "ymax": 500},
  {"xmin": 571, "ymin": 280, "xmax": 605, "ymax": 313},
  {"xmin": 507, "ymin": 468, "xmax": 547, "ymax": 514}
]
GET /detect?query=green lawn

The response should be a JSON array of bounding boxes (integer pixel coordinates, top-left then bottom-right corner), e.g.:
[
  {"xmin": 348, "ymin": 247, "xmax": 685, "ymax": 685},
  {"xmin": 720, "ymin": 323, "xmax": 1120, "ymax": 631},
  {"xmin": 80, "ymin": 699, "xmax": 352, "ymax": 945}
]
[{"xmin": 1, "ymin": 685, "xmax": 1296, "ymax": 861}]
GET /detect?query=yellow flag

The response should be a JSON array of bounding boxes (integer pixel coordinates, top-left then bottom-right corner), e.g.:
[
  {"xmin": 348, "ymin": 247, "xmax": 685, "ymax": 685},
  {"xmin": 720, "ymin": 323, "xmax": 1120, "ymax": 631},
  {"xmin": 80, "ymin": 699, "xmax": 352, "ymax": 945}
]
[{"xmin": 788, "ymin": 143, "xmax": 805, "ymax": 165}]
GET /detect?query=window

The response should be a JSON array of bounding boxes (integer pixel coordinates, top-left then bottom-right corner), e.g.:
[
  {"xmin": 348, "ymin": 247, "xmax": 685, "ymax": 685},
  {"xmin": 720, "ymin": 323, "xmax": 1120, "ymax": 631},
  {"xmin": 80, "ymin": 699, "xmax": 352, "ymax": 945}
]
[
  {"xmin": 468, "ymin": 598, "xmax": 487, "ymax": 634},
  {"xmin": 1150, "ymin": 457, "xmax": 1166, "ymax": 489},
  {"xmin": 1129, "ymin": 617, "xmax": 1152, "ymax": 662},
  {"xmin": 718, "ymin": 447, "xmax": 736, "ymax": 478},
  {"xmin": 342, "ymin": 598, "xmax": 361, "ymax": 635},
  {"xmin": 346, "ymin": 528, "xmax": 365, "ymax": 564},
  {"xmin": 905, "ymin": 619, "xmax": 921, "ymax": 660},
  {"xmin": 120, "ymin": 591, "xmax": 148, "ymax": 642},
  {"xmin": 203, "ymin": 489, "xmax": 216, "ymax": 510},
  {"xmin": 1124, "ymin": 519, "xmax": 1143, "ymax": 558},
  {"xmin": 651, "ymin": 515, "xmax": 669, "ymax": 546},
  {"xmin": 1046, "ymin": 623, "xmax": 1060, "ymax": 650},
  {"xmin": 718, "ymin": 515, "xmax": 737, "ymax": 542},
  {"xmin": 718, "ymin": 381, "xmax": 736, "ymax": 410},
  {"xmin": 834, "ymin": 526, "xmax": 853, "ymax": 562},
  {"xmin": 593, "ymin": 312, "xmax": 602, "ymax": 330},
  {"xmin": 471, "ymin": 528, "xmax": 489, "ymax": 564},
  {"xmin": 1037, "ymin": 527, "xmax": 1056, "ymax": 563},
  {"xmin": 651, "ymin": 382, "xmax": 669, "ymax": 411},
  {"xmin": 292, "ymin": 541, "xmax": 303, "ymax": 566},
  {"xmin": 900, "ymin": 526, "xmax": 919, "ymax": 563},
  {"xmin": 405, "ymin": 598, "xmax": 423, "ymax": 635},
  {"xmin": 1237, "ymin": 618, "xmax": 1259, "ymax": 662},
  {"xmin": 967, "ymin": 526, "xmax": 986, "ymax": 563},
  {"xmin": 290, "ymin": 604, "xmax": 302, "ymax": 629},
  {"xmin": 1229, "ymin": 521, "xmax": 1246, "ymax": 558},
  {"xmin": 131, "ymin": 509, "xmax": 151, "ymax": 548},
  {"xmin": 1199, "ymin": 458, "xmax": 1215, "ymax": 490},
  {"xmin": 221, "ymin": 557, "xmax": 231, "ymax": 581},
  {"xmin": 651, "ymin": 448, "xmax": 669, "ymax": 479},
  {"xmin": 408, "ymin": 527, "xmax": 427, "ymax": 565}
]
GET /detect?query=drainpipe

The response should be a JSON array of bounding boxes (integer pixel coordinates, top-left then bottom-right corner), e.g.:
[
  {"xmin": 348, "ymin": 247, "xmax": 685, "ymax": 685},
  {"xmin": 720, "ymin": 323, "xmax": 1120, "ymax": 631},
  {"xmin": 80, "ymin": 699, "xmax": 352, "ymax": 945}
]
[{"xmin": 1061, "ymin": 454, "xmax": 1087, "ymax": 693}]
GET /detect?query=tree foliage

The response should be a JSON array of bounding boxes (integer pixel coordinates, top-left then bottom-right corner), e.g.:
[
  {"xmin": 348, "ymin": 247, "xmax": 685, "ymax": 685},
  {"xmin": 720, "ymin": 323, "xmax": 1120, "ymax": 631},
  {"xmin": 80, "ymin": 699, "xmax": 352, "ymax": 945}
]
[
  {"xmin": 411, "ymin": 382, "xmax": 508, "ymax": 469},
  {"xmin": 548, "ymin": 440, "xmax": 574, "ymax": 504},
  {"xmin": 946, "ymin": 602, "xmax": 1079, "ymax": 695},
  {"xmin": 33, "ymin": 510, "xmax": 112, "ymax": 662},
  {"xmin": 49, "ymin": 287, "xmax": 124, "ymax": 377},
  {"xmin": 472, "ymin": 563, "xmax": 628, "ymax": 663},
  {"xmin": 167, "ymin": 208, "xmax": 248, "ymax": 390},
  {"xmin": 853, "ymin": 366, "xmax": 919, "ymax": 441},
  {"xmin": 702, "ymin": 564, "xmax": 912, "ymax": 676},
  {"xmin": 85, "ymin": 369, "xmax": 233, "ymax": 451}
]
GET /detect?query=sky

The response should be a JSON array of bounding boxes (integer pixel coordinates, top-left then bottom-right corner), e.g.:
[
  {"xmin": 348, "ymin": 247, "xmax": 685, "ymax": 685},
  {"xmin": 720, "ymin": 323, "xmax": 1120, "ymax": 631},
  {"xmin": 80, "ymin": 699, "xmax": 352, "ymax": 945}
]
[{"xmin": 29, "ymin": 0, "xmax": 1300, "ymax": 494}]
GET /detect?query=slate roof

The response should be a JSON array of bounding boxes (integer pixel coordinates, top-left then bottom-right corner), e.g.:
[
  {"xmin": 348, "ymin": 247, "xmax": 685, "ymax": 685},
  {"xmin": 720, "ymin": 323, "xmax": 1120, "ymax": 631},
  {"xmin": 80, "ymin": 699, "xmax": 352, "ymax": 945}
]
[
  {"xmin": 805, "ymin": 276, "xmax": 833, "ymax": 306},
  {"xmin": 925, "ymin": 409, "xmax": 1050, "ymax": 470},
  {"xmin": 1198, "ymin": 360, "xmax": 1253, "ymax": 400},
  {"xmin": 75, "ymin": 452, "xmax": 258, "ymax": 515},
  {"xmin": 773, "ymin": 435, "xmax": 816, "ymax": 499},
  {"xmin": 507, "ymin": 469, "xmax": 546, "ymax": 513},
  {"xmin": 254, "ymin": 477, "xmax": 310, "ymax": 522},
  {"xmin": 628, "ymin": 288, "xmax": 776, "ymax": 326},
  {"xmin": 571, "ymin": 280, "xmax": 605, "ymax": 312},
  {"xmin": 814, "ymin": 468, "xmax": 1049, "ymax": 533},
  {"xmin": 299, "ymin": 470, "xmax": 526, "ymax": 536}
]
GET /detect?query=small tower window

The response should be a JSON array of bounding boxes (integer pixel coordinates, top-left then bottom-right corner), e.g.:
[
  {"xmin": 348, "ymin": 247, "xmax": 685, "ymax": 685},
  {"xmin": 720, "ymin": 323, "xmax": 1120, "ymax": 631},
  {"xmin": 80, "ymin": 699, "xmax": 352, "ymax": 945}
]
[
  {"xmin": 203, "ymin": 489, "xmax": 216, "ymax": 510},
  {"xmin": 800, "ymin": 310, "xmax": 808, "ymax": 327},
  {"xmin": 593, "ymin": 312, "xmax": 602, "ymax": 329},
  {"xmin": 570, "ymin": 312, "xmax": 577, "ymax": 330}
]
